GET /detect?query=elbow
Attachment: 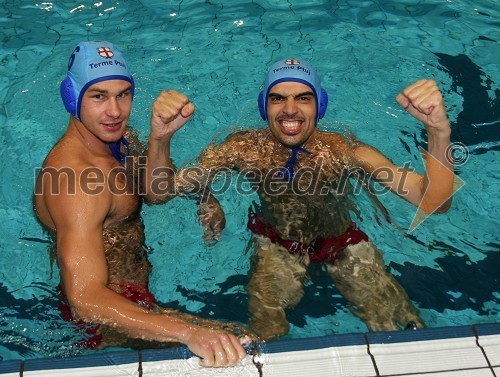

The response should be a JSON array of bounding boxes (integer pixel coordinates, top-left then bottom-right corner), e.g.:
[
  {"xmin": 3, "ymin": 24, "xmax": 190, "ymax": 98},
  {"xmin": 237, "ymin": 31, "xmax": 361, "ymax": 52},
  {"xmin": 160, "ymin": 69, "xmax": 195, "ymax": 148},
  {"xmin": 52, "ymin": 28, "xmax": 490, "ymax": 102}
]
[
  {"xmin": 420, "ymin": 197, "xmax": 452, "ymax": 214},
  {"xmin": 66, "ymin": 293, "xmax": 98, "ymax": 323},
  {"xmin": 63, "ymin": 285, "xmax": 105, "ymax": 324},
  {"xmin": 435, "ymin": 198, "xmax": 452, "ymax": 213}
]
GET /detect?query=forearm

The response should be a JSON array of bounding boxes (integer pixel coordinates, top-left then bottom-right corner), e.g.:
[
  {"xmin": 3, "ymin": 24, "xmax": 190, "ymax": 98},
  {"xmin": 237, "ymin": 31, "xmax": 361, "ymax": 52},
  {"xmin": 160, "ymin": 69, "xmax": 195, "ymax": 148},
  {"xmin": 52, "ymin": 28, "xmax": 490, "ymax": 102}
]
[
  {"xmin": 420, "ymin": 126, "xmax": 454, "ymax": 213},
  {"xmin": 143, "ymin": 134, "xmax": 176, "ymax": 204},
  {"xmin": 69, "ymin": 285, "xmax": 197, "ymax": 344}
]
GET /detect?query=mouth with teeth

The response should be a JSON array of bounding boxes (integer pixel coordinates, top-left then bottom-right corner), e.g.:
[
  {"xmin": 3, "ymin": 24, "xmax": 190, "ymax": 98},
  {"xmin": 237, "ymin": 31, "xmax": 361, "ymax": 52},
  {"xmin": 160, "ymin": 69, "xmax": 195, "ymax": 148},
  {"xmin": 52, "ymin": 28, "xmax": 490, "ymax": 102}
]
[
  {"xmin": 279, "ymin": 119, "xmax": 303, "ymax": 135},
  {"xmin": 103, "ymin": 121, "xmax": 123, "ymax": 132}
]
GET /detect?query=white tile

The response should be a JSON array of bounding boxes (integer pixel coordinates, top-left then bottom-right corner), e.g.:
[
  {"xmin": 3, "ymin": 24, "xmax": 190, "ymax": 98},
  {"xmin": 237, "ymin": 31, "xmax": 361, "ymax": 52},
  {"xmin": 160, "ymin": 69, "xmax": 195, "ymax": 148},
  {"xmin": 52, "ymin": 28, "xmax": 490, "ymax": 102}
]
[
  {"xmin": 401, "ymin": 369, "xmax": 493, "ymax": 377},
  {"xmin": 261, "ymin": 346, "xmax": 375, "ymax": 377},
  {"xmin": 142, "ymin": 355, "xmax": 258, "ymax": 376},
  {"xmin": 142, "ymin": 346, "xmax": 375, "ymax": 377},
  {"xmin": 369, "ymin": 337, "xmax": 487, "ymax": 375},
  {"xmin": 477, "ymin": 334, "xmax": 500, "ymax": 365}
]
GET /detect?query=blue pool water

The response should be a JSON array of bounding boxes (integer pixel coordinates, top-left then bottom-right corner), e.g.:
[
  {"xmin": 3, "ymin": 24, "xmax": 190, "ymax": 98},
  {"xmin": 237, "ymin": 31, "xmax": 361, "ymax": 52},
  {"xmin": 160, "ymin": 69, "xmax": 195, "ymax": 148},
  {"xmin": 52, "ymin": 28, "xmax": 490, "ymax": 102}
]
[{"xmin": 0, "ymin": 0, "xmax": 498, "ymax": 361}]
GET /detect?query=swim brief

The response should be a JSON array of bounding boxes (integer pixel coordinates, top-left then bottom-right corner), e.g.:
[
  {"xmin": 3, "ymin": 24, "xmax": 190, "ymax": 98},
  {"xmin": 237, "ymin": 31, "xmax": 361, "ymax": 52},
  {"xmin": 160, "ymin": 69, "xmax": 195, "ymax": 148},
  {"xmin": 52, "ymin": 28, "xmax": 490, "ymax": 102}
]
[
  {"xmin": 247, "ymin": 214, "xmax": 369, "ymax": 264},
  {"xmin": 57, "ymin": 282, "xmax": 156, "ymax": 349}
]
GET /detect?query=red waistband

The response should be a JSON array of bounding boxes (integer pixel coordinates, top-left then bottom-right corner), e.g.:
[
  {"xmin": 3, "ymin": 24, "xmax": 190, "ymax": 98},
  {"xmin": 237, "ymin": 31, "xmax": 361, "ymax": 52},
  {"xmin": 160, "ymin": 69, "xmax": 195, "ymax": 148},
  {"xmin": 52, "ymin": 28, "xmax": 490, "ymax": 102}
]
[
  {"xmin": 247, "ymin": 214, "xmax": 369, "ymax": 264},
  {"xmin": 58, "ymin": 282, "xmax": 156, "ymax": 349}
]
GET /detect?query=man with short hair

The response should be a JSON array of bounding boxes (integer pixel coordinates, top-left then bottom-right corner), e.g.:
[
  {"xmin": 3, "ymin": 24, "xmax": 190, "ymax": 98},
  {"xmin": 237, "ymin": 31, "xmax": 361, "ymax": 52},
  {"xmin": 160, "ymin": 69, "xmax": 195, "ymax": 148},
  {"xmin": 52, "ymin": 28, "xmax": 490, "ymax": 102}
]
[
  {"xmin": 34, "ymin": 41, "xmax": 249, "ymax": 367},
  {"xmin": 160, "ymin": 59, "xmax": 454, "ymax": 340}
]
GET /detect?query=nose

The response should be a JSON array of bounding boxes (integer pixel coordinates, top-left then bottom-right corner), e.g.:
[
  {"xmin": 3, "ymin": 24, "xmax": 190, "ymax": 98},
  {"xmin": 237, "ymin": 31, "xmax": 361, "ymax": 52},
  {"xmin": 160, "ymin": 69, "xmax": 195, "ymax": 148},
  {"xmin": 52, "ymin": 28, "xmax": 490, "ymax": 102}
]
[
  {"xmin": 282, "ymin": 96, "xmax": 298, "ymax": 116},
  {"xmin": 106, "ymin": 98, "xmax": 121, "ymax": 119}
]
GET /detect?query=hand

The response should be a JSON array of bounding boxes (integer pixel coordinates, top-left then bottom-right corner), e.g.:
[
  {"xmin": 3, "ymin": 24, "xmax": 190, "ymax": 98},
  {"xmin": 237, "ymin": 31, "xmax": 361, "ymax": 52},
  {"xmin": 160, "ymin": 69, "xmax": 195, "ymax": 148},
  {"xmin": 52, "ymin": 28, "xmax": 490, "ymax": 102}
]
[
  {"xmin": 197, "ymin": 198, "xmax": 226, "ymax": 247},
  {"xmin": 396, "ymin": 79, "xmax": 450, "ymax": 135},
  {"xmin": 150, "ymin": 90, "xmax": 195, "ymax": 140},
  {"xmin": 185, "ymin": 327, "xmax": 248, "ymax": 368}
]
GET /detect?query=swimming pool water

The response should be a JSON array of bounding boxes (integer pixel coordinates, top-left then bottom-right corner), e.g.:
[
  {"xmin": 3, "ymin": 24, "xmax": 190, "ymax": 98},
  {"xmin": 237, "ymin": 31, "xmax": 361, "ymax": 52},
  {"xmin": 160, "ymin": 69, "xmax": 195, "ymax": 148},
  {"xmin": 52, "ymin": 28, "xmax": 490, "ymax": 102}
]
[{"xmin": 0, "ymin": 0, "xmax": 498, "ymax": 361}]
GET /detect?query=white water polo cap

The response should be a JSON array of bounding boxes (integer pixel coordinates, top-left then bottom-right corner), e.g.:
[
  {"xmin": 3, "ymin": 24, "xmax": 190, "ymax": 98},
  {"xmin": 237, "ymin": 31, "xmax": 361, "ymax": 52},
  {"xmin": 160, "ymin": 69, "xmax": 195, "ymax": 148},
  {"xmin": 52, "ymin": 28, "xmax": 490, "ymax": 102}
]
[
  {"xmin": 60, "ymin": 41, "xmax": 135, "ymax": 120},
  {"xmin": 258, "ymin": 58, "xmax": 328, "ymax": 122}
]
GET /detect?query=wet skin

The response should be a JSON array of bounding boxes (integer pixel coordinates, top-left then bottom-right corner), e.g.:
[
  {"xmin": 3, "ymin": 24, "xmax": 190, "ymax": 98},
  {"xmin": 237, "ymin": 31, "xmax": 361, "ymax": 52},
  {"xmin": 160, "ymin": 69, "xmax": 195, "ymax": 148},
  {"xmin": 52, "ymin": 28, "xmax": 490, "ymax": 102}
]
[{"xmin": 34, "ymin": 81, "xmax": 250, "ymax": 367}]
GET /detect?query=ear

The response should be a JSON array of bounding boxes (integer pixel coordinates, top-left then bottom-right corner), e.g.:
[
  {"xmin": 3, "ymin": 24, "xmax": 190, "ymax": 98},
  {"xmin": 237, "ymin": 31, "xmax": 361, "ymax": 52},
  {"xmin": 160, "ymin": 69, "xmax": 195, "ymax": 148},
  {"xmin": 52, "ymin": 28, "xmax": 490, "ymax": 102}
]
[
  {"xmin": 257, "ymin": 90, "xmax": 267, "ymax": 120},
  {"xmin": 60, "ymin": 76, "xmax": 77, "ymax": 117},
  {"xmin": 318, "ymin": 88, "xmax": 328, "ymax": 119}
]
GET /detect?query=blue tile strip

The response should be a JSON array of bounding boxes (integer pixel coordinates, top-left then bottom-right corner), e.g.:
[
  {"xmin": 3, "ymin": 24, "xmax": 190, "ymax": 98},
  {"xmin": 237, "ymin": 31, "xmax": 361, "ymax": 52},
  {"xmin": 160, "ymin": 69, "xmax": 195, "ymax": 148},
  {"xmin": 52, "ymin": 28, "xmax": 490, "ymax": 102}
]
[
  {"xmin": 0, "ymin": 323, "xmax": 498, "ymax": 374},
  {"xmin": 20, "ymin": 350, "xmax": 138, "ymax": 374},
  {"xmin": 0, "ymin": 360, "xmax": 21, "ymax": 374},
  {"xmin": 264, "ymin": 331, "xmax": 366, "ymax": 354},
  {"xmin": 474, "ymin": 322, "xmax": 500, "ymax": 337},
  {"xmin": 366, "ymin": 323, "xmax": 477, "ymax": 345}
]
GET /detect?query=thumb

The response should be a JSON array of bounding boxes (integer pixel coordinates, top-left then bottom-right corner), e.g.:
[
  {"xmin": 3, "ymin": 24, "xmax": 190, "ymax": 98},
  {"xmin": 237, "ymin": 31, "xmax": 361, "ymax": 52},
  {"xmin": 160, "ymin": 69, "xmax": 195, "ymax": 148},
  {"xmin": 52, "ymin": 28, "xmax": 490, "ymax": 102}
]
[{"xmin": 181, "ymin": 102, "xmax": 195, "ymax": 119}]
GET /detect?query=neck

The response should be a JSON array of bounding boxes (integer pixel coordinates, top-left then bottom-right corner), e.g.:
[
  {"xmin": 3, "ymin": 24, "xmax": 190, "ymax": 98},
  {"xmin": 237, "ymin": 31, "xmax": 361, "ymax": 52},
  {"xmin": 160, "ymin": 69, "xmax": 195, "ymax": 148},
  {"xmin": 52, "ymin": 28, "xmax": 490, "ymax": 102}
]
[
  {"xmin": 67, "ymin": 116, "xmax": 113, "ymax": 158},
  {"xmin": 275, "ymin": 128, "xmax": 319, "ymax": 151}
]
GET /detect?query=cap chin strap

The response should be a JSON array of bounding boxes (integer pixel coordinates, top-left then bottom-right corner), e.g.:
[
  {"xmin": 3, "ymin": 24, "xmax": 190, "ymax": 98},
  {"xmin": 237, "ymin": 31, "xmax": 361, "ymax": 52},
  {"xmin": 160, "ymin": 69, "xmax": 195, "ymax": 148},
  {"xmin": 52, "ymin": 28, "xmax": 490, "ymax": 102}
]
[
  {"xmin": 109, "ymin": 136, "xmax": 130, "ymax": 164},
  {"xmin": 278, "ymin": 146, "xmax": 312, "ymax": 181}
]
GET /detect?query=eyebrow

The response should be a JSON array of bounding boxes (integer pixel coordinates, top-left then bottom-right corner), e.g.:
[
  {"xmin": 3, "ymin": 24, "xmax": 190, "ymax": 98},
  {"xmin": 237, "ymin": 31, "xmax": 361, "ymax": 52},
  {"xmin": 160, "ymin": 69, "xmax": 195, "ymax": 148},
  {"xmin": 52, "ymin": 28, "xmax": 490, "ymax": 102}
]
[
  {"xmin": 87, "ymin": 85, "xmax": 132, "ymax": 95},
  {"xmin": 268, "ymin": 91, "xmax": 314, "ymax": 98}
]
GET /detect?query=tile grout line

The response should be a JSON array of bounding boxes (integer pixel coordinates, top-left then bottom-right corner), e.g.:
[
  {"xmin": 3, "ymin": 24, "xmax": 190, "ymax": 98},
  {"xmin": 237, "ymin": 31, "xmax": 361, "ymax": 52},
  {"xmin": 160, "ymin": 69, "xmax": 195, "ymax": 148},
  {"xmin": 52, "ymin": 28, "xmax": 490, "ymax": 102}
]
[
  {"xmin": 364, "ymin": 333, "xmax": 380, "ymax": 377},
  {"xmin": 472, "ymin": 325, "xmax": 497, "ymax": 377},
  {"xmin": 138, "ymin": 350, "xmax": 143, "ymax": 377}
]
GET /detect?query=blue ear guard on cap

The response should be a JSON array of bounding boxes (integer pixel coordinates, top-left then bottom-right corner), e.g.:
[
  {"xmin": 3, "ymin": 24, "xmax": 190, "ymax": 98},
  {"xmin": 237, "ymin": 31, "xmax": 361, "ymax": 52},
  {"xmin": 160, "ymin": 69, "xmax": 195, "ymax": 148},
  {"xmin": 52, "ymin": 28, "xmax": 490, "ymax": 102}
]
[
  {"xmin": 60, "ymin": 41, "xmax": 135, "ymax": 120},
  {"xmin": 257, "ymin": 59, "xmax": 328, "ymax": 122}
]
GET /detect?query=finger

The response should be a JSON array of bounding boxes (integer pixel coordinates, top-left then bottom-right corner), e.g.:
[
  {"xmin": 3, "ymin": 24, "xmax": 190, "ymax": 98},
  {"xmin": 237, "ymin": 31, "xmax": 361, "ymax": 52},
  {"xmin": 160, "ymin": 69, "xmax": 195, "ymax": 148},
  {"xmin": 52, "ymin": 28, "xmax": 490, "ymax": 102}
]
[
  {"xmin": 181, "ymin": 102, "xmax": 195, "ymax": 118},
  {"xmin": 220, "ymin": 334, "xmax": 243, "ymax": 366},
  {"xmin": 163, "ymin": 90, "xmax": 189, "ymax": 107},
  {"xmin": 233, "ymin": 334, "xmax": 249, "ymax": 359},
  {"xmin": 412, "ymin": 88, "xmax": 442, "ymax": 115},
  {"xmin": 402, "ymin": 79, "xmax": 428, "ymax": 98},
  {"xmin": 211, "ymin": 339, "xmax": 230, "ymax": 367},
  {"xmin": 154, "ymin": 91, "xmax": 190, "ymax": 118},
  {"xmin": 198, "ymin": 349, "xmax": 216, "ymax": 368},
  {"xmin": 395, "ymin": 93, "xmax": 410, "ymax": 109}
]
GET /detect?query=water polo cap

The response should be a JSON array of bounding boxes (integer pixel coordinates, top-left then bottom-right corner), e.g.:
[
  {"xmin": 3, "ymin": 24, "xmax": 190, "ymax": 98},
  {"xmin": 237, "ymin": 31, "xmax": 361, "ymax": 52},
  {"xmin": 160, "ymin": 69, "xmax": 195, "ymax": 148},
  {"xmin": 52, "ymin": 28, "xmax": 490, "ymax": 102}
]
[
  {"xmin": 258, "ymin": 59, "xmax": 328, "ymax": 122},
  {"xmin": 60, "ymin": 41, "xmax": 135, "ymax": 120}
]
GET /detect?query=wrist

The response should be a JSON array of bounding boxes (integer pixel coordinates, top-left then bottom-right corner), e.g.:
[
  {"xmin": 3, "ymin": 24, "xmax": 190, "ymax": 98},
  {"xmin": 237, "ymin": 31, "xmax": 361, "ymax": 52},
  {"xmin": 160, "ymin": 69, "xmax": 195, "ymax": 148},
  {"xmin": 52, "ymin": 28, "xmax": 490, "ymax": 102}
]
[
  {"xmin": 176, "ymin": 322, "xmax": 200, "ymax": 344},
  {"xmin": 149, "ymin": 131, "xmax": 174, "ymax": 144},
  {"xmin": 426, "ymin": 121, "xmax": 451, "ymax": 141},
  {"xmin": 156, "ymin": 315, "xmax": 199, "ymax": 344}
]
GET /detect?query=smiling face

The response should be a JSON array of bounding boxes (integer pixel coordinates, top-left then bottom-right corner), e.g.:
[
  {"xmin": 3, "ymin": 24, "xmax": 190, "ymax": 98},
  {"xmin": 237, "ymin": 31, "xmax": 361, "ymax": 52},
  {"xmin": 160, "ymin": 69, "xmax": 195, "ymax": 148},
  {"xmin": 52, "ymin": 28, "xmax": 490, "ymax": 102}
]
[
  {"xmin": 78, "ymin": 79, "xmax": 133, "ymax": 144},
  {"xmin": 266, "ymin": 81, "xmax": 318, "ymax": 148}
]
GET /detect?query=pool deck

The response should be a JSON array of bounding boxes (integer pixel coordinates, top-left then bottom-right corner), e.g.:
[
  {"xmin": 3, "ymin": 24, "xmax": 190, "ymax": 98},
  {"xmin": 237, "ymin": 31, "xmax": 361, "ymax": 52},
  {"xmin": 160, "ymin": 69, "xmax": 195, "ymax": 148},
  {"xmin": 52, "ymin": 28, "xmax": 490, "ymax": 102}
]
[{"xmin": 0, "ymin": 323, "xmax": 498, "ymax": 376}]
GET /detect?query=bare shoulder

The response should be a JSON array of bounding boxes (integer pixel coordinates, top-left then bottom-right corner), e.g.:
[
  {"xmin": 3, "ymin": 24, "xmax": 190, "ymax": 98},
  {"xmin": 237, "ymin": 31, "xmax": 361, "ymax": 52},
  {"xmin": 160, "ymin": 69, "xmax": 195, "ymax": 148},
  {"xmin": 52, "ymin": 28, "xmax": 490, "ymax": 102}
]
[
  {"xmin": 36, "ymin": 138, "xmax": 113, "ymax": 228},
  {"xmin": 41, "ymin": 136, "xmax": 89, "ymax": 171},
  {"xmin": 320, "ymin": 131, "xmax": 350, "ymax": 144},
  {"xmin": 317, "ymin": 131, "xmax": 353, "ymax": 154}
]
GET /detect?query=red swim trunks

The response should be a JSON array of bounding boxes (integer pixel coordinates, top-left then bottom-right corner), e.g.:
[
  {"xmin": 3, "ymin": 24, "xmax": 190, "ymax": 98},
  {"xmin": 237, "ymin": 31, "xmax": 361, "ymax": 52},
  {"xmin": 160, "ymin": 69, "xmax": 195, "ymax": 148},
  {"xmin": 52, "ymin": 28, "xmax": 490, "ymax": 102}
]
[
  {"xmin": 247, "ymin": 214, "xmax": 369, "ymax": 264},
  {"xmin": 57, "ymin": 282, "xmax": 156, "ymax": 349}
]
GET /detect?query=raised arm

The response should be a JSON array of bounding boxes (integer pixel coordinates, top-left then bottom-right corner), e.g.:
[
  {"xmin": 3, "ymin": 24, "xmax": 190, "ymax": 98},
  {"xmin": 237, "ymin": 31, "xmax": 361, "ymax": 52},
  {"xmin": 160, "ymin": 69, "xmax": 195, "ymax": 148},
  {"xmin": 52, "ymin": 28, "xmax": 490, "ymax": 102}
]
[
  {"xmin": 143, "ymin": 90, "xmax": 194, "ymax": 204},
  {"xmin": 354, "ymin": 79, "xmax": 454, "ymax": 214},
  {"xmin": 397, "ymin": 79, "xmax": 453, "ymax": 212}
]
